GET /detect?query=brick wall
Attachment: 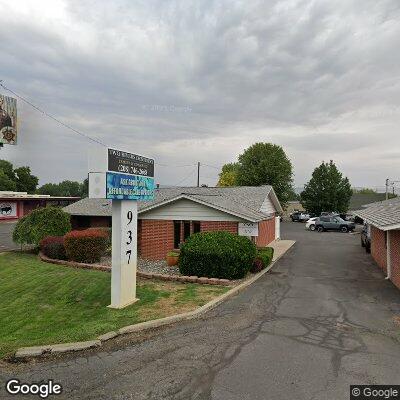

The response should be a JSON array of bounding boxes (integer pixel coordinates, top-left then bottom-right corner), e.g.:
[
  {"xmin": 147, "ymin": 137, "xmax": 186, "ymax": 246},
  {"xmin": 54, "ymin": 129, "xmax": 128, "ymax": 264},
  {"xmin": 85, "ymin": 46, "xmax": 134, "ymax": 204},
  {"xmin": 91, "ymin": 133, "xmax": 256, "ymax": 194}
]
[
  {"xmin": 256, "ymin": 218, "xmax": 275, "ymax": 247},
  {"xmin": 200, "ymin": 221, "xmax": 238, "ymax": 234},
  {"xmin": 138, "ymin": 219, "xmax": 174, "ymax": 260},
  {"xmin": 371, "ymin": 226, "xmax": 387, "ymax": 273},
  {"xmin": 389, "ymin": 230, "xmax": 400, "ymax": 290}
]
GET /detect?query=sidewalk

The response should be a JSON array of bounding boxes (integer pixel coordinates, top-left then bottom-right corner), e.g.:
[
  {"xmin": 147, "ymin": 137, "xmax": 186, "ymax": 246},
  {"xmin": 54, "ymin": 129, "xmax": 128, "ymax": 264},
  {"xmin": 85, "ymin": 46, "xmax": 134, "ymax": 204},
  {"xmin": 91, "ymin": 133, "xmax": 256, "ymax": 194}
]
[{"xmin": 269, "ymin": 239, "xmax": 296, "ymax": 261}]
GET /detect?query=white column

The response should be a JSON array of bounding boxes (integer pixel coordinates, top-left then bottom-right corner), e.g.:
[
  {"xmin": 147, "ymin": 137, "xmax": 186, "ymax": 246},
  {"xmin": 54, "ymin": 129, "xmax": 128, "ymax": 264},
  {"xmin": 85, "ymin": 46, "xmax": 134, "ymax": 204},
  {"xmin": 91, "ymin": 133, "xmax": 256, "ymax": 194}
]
[
  {"xmin": 386, "ymin": 231, "xmax": 391, "ymax": 280},
  {"xmin": 109, "ymin": 200, "xmax": 138, "ymax": 309},
  {"xmin": 275, "ymin": 216, "xmax": 281, "ymax": 240}
]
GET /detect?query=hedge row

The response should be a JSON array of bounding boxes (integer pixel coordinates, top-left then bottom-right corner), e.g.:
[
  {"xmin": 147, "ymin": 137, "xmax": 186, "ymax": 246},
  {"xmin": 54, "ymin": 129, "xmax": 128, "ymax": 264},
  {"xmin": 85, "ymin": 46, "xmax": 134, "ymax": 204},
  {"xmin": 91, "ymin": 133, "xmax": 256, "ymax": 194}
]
[
  {"xmin": 178, "ymin": 231, "xmax": 257, "ymax": 280},
  {"xmin": 40, "ymin": 236, "xmax": 67, "ymax": 260},
  {"xmin": 40, "ymin": 229, "xmax": 108, "ymax": 264},
  {"xmin": 64, "ymin": 229, "xmax": 108, "ymax": 263}
]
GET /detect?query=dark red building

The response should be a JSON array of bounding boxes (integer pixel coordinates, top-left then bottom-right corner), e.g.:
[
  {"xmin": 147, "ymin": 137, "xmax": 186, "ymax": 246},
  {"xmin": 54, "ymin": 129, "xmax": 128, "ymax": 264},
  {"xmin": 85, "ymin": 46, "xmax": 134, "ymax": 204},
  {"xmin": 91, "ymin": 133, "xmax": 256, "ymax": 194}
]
[{"xmin": 0, "ymin": 191, "xmax": 80, "ymax": 222}]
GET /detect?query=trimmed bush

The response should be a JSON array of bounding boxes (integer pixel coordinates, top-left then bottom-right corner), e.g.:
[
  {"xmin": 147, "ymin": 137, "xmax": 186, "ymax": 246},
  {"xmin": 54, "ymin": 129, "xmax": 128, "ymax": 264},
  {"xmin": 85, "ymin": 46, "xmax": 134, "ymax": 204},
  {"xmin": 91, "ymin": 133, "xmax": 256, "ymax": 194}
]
[
  {"xmin": 40, "ymin": 236, "xmax": 67, "ymax": 260},
  {"xmin": 178, "ymin": 231, "xmax": 256, "ymax": 280},
  {"xmin": 250, "ymin": 247, "xmax": 274, "ymax": 273},
  {"xmin": 64, "ymin": 229, "xmax": 108, "ymax": 263},
  {"xmin": 13, "ymin": 207, "xmax": 71, "ymax": 246},
  {"xmin": 87, "ymin": 227, "xmax": 111, "ymax": 246}
]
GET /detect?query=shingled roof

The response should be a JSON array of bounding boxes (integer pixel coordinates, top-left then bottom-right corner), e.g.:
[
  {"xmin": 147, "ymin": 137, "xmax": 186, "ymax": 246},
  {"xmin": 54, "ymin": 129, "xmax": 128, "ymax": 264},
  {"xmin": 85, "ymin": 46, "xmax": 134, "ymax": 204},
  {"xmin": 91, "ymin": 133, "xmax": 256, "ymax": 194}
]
[
  {"xmin": 354, "ymin": 196, "xmax": 400, "ymax": 230},
  {"xmin": 64, "ymin": 186, "xmax": 282, "ymax": 223}
]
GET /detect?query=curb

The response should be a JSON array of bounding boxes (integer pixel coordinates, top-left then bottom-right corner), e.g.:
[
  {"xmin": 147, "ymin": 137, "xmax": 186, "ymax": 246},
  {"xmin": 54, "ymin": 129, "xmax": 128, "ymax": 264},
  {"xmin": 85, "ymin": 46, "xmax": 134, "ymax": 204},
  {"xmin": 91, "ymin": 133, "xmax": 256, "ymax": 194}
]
[{"xmin": 15, "ymin": 242, "xmax": 295, "ymax": 360}]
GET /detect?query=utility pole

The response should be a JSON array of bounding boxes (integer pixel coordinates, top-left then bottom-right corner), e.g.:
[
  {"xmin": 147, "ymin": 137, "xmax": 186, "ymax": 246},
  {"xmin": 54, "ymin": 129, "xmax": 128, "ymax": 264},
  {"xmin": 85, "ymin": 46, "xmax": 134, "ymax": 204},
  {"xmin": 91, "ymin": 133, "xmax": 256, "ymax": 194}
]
[
  {"xmin": 386, "ymin": 178, "xmax": 389, "ymax": 200},
  {"xmin": 197, "ymin": 162, "xmax": 200, "ymax": 187}
]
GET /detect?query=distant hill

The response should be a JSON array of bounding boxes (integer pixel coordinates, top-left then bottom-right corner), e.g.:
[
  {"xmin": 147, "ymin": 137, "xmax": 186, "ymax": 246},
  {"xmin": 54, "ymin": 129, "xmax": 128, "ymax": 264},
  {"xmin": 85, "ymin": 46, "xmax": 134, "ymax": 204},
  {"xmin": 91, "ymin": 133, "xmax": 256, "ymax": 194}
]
[{"xmin": 349, "ymin": 193, "xmax": 395, "ymax": 211}]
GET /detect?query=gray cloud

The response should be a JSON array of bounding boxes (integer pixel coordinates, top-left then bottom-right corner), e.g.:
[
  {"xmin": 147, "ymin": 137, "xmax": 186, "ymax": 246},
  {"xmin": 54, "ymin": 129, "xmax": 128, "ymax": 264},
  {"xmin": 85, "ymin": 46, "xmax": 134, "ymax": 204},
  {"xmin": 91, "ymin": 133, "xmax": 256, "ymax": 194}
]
[{"xmin": 1, "ymin": 0, "xmax": 400, "ymax": 188}]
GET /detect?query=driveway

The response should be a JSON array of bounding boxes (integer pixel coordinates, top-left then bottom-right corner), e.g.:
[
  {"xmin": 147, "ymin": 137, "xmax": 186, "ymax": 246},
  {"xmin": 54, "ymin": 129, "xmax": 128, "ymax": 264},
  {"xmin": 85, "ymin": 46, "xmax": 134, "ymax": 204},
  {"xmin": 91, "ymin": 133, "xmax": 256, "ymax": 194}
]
[
  {"xmin": 0, "ymin": 222, "xmax": 18, "ymax": 251},
  {"xmin": 1, "ymin": 223, "xmax": 400, "ymax": 399}
]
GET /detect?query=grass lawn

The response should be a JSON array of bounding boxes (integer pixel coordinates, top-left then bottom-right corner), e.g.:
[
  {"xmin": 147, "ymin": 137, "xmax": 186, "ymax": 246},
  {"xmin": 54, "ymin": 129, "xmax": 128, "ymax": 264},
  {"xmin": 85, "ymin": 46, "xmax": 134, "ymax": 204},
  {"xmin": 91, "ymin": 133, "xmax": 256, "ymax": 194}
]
[{"xmin": 0, "ymin": 252, "xmax": 229, "ymax": 358}]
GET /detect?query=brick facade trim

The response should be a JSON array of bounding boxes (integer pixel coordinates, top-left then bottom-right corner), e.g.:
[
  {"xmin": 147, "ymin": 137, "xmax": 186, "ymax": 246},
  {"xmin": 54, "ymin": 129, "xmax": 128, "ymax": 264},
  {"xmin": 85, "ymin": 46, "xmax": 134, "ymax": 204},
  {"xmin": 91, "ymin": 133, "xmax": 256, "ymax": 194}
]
[
  {"xmin": 371, "ymin": 226, "xmax": 387, "ymax": 273},
  {"xmin": 256, "ymin": 218, "xmax": 275, "ymax": 247}
]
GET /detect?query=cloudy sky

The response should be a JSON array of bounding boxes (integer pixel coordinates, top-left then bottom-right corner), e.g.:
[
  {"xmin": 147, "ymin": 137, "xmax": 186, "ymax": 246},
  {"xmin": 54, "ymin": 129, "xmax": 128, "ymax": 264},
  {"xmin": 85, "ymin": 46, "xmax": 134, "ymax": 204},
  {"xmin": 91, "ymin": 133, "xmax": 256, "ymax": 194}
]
[{"xmin": 1, "ymin": 0, "xmax": 400, "ymax": 189}]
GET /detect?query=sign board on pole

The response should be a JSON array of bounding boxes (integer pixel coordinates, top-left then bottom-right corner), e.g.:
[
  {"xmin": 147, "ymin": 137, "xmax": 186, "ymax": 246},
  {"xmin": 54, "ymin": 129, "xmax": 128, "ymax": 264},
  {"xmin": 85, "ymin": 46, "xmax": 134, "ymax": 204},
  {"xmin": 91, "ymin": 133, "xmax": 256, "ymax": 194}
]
[
  {"xmin": 106, "ymin": 172, "xmax": 154, "ymax": 200},
  {"xmin": 0, "ymin": 94, "xmax": 17, "ymax": 145},
  {"xmin": 238, "ymin": 222, "xmax": 259, "ymax": 237},
  {"xmin": 88, "ymin": 146, "xmax": 155, "ymax": 309},
  {"xmin": 108, "ymin": 148, "xmax": 154, "ymax": 177}
]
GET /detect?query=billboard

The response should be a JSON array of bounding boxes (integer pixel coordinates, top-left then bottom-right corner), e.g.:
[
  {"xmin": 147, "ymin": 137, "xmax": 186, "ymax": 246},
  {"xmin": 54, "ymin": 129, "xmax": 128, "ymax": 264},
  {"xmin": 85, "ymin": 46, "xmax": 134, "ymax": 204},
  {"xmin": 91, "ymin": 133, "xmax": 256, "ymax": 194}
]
[
  {"xmin": 0, "ymin": 94, "xmax": 17, "ymax": 145},
  {"xmin": 88, "ymin": 147, "xmax": 155, "ymax": 201},
  {"xmin": 106, "ymin": 172, "xmax": 155, "ymax": 200},
  {"xmin": 108, "ymin": 148, "xmax": 154, "ymax": 177}
]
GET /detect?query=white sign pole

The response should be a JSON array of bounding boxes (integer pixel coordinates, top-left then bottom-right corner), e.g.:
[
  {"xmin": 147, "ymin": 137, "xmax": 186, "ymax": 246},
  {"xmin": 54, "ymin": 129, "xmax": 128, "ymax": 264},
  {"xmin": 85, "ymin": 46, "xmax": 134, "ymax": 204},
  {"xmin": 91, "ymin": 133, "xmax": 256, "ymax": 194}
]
[{"xmin": 109, "ymin": 199, "xmax": 138, "ymax": 309}]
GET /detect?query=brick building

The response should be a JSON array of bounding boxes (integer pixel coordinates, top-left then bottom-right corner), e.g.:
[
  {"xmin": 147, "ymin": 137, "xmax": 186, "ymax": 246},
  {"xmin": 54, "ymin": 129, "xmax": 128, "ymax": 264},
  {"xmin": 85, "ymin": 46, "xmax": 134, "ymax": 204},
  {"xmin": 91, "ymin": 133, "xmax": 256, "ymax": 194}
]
[
  {"xmin": 355, "ymin": 197, "xmax": 400, "ymax": 290},
  {"xmin": 64, "ymin": 186, "xmax": 282, "ymax": 260}
]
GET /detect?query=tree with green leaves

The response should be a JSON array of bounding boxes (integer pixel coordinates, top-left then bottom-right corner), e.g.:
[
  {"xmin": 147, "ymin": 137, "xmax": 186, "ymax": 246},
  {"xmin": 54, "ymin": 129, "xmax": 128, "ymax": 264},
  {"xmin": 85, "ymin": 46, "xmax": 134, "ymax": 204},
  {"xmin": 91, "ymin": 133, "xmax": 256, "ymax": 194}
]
[
  {"xmin": 301, "ymin": 160, "xmax": 352, "ymax": 215},
  {"xmin": 352, "ymin": 188, "xmax": 376, "ymax": 194},
  {"xmin": 217, "ymin": 163, "xmax": 239, "ymax": 187},
  {"xmin": 0, "ymin": 159, "xmax": 38, "ymax": 193},
  {"xmin": 37, "ymin": 179, "xmax": 87, "ymax": 197},
  {"xmin": 235, "ymin": 143, "xmax": 294, "ymax": 205},
  {"xmin": 13, "ymin": 207, "xmax": 71, "ymax": 246},
  {"xmin": 0, "ymin": 169, "xmax": 16, "ymax": 191},
  {"xmin": 15, "ymin": 166, "xmax": 39, "ymax": 193}
]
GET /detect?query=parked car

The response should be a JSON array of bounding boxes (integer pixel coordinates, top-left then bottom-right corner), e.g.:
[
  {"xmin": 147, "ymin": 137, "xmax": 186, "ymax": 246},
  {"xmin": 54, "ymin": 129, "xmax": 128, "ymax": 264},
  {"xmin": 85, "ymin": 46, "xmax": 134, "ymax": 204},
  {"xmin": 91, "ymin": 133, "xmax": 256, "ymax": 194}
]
[
  {"xmin": 305, "ymin": 217, "xmax": 318, "ymax": 231},
  {"xmin": 361, "ymin": 223, "xmax": 371, "ymax": 253},
  {"xmin": 314, "ymin": 216, "xmax": 356, "ymax": 233},
  {"xmin": 291, "ymin": 211, "xmax": 310, "ymax": 222}
]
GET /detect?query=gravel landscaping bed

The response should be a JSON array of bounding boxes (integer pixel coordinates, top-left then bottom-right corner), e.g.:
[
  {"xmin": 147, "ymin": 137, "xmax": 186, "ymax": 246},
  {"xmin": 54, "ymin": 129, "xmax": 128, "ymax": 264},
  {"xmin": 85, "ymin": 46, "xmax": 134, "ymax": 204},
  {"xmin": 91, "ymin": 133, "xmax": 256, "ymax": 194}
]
[{"xmin": 100, "ymin": 256, "xmax": 180, "ymax": 276}]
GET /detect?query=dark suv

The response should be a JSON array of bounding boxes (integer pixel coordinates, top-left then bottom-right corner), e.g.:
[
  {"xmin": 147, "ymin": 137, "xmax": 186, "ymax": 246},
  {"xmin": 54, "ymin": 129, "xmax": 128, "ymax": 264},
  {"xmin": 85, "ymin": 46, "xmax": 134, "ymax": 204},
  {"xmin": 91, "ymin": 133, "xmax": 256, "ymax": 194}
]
[
  {"xmin": 315, "ymin": 215, "xmax": 355, "ymax": 233},
  {"xmin": 361, "ymin": 223, "xmax": 371, "ymax": 252}
]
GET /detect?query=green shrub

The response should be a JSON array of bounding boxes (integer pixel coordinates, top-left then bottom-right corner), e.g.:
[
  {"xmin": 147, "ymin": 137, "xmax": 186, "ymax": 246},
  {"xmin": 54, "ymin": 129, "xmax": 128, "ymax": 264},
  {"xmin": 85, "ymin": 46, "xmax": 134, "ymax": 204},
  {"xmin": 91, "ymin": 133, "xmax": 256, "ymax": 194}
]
[
  {"xmin": 64, "ymin": 229, "xmax": 108, "ymax": 263},
  {"xmin": 251, "ymin": 247, "xmax": 274, "ymax": 273},
  {"xmin": 178, "ymin": 231, "xmax": 256, "ymax": 280},
  {"xmin": 13, "ymin": 207, "xmax": 71, "ymax": 246},
  {"xmin": 39, "ymin": 236, "xmax": 67, "ymax": 260}
]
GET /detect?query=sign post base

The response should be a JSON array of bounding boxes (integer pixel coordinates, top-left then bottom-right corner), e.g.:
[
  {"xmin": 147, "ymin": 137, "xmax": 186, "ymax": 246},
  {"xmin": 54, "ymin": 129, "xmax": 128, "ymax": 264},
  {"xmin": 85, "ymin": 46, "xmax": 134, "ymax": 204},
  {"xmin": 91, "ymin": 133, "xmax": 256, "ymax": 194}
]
[
  {"xmin": 108, "ymin": 200, "xmax": 138, "ymax": 309},
  {"xmin": 107, "ymin": 298, "xmax": 139, "ymax": 310}
]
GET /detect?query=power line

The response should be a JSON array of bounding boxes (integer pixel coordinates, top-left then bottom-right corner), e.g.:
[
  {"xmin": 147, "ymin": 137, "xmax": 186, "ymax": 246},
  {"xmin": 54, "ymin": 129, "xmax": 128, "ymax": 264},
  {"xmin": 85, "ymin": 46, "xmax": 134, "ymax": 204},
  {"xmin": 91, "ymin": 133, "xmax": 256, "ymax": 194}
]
[
  {"xmin": 202, "ymin": 163, "xmax": 223, "ymax": 170},
  {"xmin": 156, "ymin": 162, "xmax": 197, "ymax": 168},
  {"xmin": 0, "ymin": 80, "xmax": 107, "ymax": 147},
  {"xmin": 174, "ymin": 168, "xmax": 197, "ymax": 186}
]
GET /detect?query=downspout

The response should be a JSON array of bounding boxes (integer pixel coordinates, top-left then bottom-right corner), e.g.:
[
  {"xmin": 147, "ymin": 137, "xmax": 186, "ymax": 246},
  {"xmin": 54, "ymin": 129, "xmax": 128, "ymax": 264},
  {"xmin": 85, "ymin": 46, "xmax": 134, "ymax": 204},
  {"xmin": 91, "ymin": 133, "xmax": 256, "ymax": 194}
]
[{"xmin": 386, "ymin": 230, "xmax": 392, "ymax": 280}]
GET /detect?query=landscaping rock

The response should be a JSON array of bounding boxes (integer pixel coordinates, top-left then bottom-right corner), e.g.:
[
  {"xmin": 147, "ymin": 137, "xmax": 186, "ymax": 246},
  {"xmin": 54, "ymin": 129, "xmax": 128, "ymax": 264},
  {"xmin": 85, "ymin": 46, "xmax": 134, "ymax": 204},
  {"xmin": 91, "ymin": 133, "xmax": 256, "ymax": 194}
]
[
  {"xmin": 101, "ymin": 256, "xmax": 181, "ymax": 276},
  {"xmin": 217, "ymin": 279, "xmax": 231, "ymax": 286},
  {"xmin": 49, "ymin": 340, "xmax": 101, "ymax": 353},
  {"xmin": 15, "ymin": 346, "xmax": 48, "ymax": 358},
  {"xmin": 97, "ymin": 331, "xmax": 118, "ymax": 342}
]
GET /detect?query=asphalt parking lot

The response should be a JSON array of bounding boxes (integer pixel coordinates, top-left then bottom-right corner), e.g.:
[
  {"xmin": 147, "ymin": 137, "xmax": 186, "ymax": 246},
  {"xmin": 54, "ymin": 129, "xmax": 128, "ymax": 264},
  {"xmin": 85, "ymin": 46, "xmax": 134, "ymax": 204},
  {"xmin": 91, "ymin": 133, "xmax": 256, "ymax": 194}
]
[
  {"xmin": 1, "ymin": 222, "xmax": 400, "ymax": 400},
  {"xmin": 0, "ymin": 222, "xmax": 18, "ymax": 251}
]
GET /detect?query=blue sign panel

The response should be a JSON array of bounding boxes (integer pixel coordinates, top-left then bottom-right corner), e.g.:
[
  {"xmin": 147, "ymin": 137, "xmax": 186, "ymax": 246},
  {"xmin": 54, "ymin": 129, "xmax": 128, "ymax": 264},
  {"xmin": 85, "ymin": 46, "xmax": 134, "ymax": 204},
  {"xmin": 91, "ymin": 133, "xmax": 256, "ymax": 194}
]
[{"xmin": 106, "ymin": 172, "xmax": 155, "ymax": 200}]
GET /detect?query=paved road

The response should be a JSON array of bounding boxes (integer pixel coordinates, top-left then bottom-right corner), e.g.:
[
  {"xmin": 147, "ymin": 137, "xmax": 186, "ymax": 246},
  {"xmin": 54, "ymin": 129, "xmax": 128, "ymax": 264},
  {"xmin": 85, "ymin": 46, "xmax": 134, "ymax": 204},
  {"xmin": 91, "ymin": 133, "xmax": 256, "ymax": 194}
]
[
  {"xmin": 1, "ymin": 223, "xmax": 400, "ymax": 399},
  {"xmin": 0, "ymin": 222, "xmax": 18, "ymax": 251}
]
